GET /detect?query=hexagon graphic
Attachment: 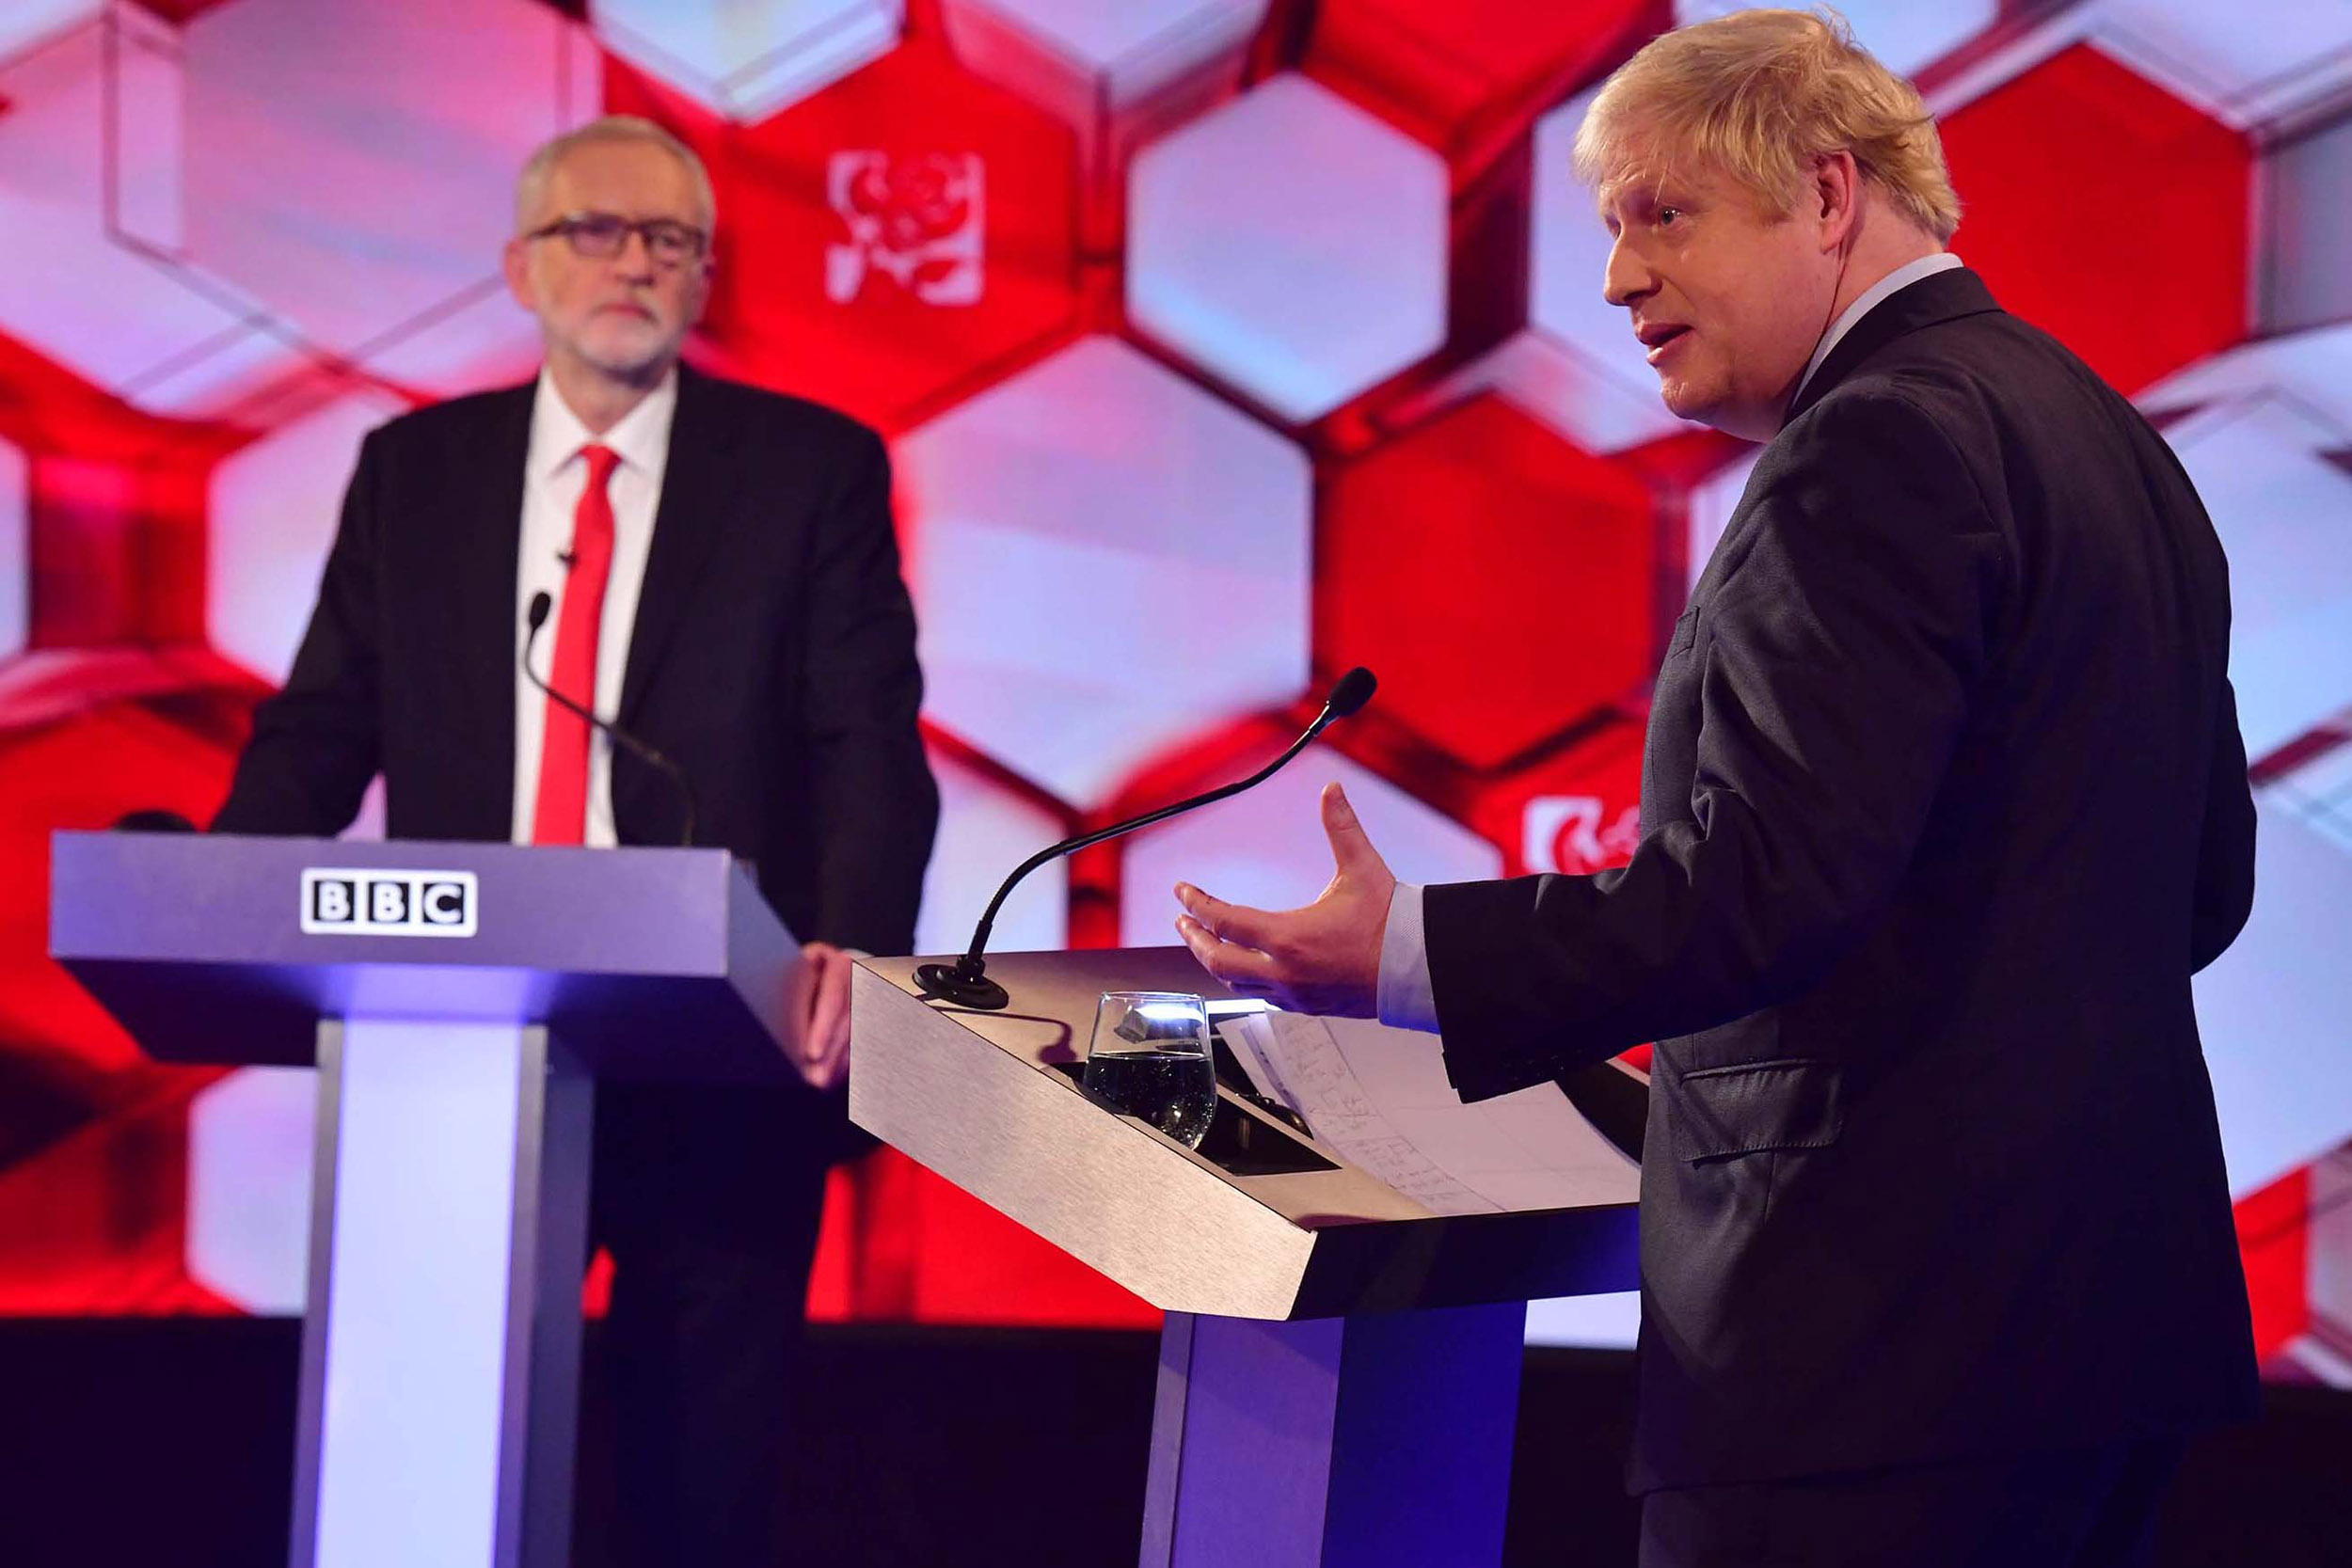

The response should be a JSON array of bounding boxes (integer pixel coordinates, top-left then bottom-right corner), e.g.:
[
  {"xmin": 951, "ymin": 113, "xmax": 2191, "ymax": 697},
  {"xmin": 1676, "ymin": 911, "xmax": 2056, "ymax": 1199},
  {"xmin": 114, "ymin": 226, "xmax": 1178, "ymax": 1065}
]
[
  {"xmin": 942, "ymin": 0, "xmax": 1265, "ymax": 119},
  {"xmin": 2158, "ymin": 393, "xmax": 2352, "ymax": 764},
  {"xmin": 1675, "ymin": 0, "xmax": 1995, "ymax": 78},
  {"xmin": 917, "ymin": 747, "xmax": 1069, "ymax": 959},
  {"xmin": 0, "ymin": 14, "xmax": 289, "ymax": 417},
  {"xmin": 2196, "ymin": 795, "xmax": 2352, "ymax": 1197},
  {"xmin": 185, "ymin": 1066, "xmax": 316, "ymax": 1314},
  {"xmin": 1119, "ymin": 742, "xmax": 1501, "ymax": 946},
  {"xmin": 209, "ymin": 386, "xmax": 407, "ymax": 685},
  {"xmin": 898, "ymin": 336, "xmax": 1311, "ymax": 806},
  {"xmin": 590, "ymin": 0, "xmax": 902, "ymax": 123},
  {"xmin": 1302, "ymin": 0, "xmax": 1653, "ymax": 168},
  {"xmin": 2139, "ymin": 323, "xmax": 2352, "ymax": 435},
  {"xmin": 1937, "ymin": 45, "xmax": 2249, "ymax": 398},
  {"xmin": 1, "ymin": 436, "xmax": 24, "ymax": 661},
  {"xmin": 177, "ymin": 0, "xmax": 598, "ymax": 388},
  {"xmin": 604, "ymin": 40, "xmax": 1081, "ymax": 434},
  {"xmin": 1319, "ymin": 395, "xmax": 1657, "ymax": 770},
  {"xmin": 1127, "ymin": 74, "xmax": 1448, "ymax": 423},
  {"xmin": 2090, "ymin": 0, "xmax": 2352, "ymax": 129}
]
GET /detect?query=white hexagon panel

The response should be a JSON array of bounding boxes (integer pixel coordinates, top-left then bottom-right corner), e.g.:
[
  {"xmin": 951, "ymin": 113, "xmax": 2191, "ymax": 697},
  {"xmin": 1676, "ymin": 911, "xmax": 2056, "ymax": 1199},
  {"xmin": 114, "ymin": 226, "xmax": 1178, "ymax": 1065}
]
[
  {"xmin": 898, "ymin": 335, "xmax": 1311, "ymax": 807},
  {"xmin": 186, "ymin": 1066, "xmax": 318, "ymax": 1314},
  {"xmin": 209, "ymin": 386, "xmax": 408, "ymax": 685},
  {"xmin": 2196, "ymin": 795, "xmax": 2352, "ymax": 1197},
  {"xmin": 176, "ymin": 0, "xmax": 597, "ymax": 392},
  {"xmin": 1, "ymin": 436, "xmax": 24, "ymax": 661},
  {"xmin": 2156, "ymin": 392, "xmax": 2352, "ymax": 765},
  {"xmin": 2088, "ymin": 0, "xmax": 2352, "ymax": 129},
  {"xmin": 942, "ymin": 0, "xmax": 1266, "ymax": 121},
  {"xmin": 1127, "ymin": 73, "xmax": 1448, "ymax": 423},
  {"xmin": 2140, "ymin": 323, "xmax": 2352, "ymax": 435},
  {"xmin": 916, "ymin": 747, "xmax": 1070, "ymax": 959},
  {"xmin": 591, "ymin": 0, "xmax": 902, "ymax": 122},
  {"xmin": 1118, "ymin": 747, "xmax": 1502, "ymax": 946},
  {"xmin": 1673, "ymin": 0, "xmax": 1994, "ymax": 78},
  {"xmin": 0, "ymin": 13, "xmax": 289, "ymax": 416}
]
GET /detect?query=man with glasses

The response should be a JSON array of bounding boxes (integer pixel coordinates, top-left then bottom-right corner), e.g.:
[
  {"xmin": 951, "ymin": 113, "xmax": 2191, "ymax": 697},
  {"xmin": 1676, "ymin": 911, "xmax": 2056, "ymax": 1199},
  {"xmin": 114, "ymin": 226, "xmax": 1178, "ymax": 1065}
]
[{"xmin": 214, "ymin": 116, "xmax": 938, "ymax": 1566}]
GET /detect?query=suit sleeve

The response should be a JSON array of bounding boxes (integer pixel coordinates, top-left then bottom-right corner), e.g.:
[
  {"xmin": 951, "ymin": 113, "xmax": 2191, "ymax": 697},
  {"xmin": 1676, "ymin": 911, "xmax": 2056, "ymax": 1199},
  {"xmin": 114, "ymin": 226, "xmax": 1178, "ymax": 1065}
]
[
  {"xmin": 1425, "ymin": 391, "xmax": 2007, "ymax": 1101},
  {"xmin": 210, "ymin": 430, "xmax": 386, "ymax": 837},
  {"xmin": 800, "ymin": 427, "xmax": 939, "ymax": 955},
  {"xmin": 2190, "ymin": 673, "xmax": 2255, "ymax": 973}
]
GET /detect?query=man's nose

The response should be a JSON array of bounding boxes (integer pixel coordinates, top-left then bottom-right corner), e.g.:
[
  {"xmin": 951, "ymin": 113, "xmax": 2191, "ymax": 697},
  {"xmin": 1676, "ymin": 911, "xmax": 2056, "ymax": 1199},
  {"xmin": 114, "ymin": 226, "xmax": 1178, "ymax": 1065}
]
[
  {"xmin": 612, "ymin": 229, "xmax": 659, "ymax": 280},
  {"xmin": 1602, "ymin": 234, "xmax": 1655, "ymax": 309}
]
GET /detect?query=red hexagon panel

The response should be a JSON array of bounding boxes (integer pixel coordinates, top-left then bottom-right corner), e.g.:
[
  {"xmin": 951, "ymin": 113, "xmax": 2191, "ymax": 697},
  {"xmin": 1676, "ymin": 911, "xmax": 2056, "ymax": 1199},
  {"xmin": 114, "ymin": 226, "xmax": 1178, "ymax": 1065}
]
[
  {"xmin": 604, "ymin": 40, "xmax": 1082, "ymax": 435},
  {"xmin": 1301, "ymin": 0, "xmax": 1660, "ymax": 169},
  {"xmin": 1319, "ymin": 394, "xmax": 1658, "ymax": 770},
  {"xmin": 1939, "ymin": 43, "xmax": 2251, "ymax": 397}
]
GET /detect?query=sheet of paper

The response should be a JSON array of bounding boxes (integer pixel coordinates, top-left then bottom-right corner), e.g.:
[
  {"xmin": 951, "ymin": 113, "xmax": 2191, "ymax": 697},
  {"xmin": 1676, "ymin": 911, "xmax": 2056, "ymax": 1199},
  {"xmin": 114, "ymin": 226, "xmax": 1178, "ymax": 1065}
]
[{"xmin": 1219, "ymin": 1011, "xmax": 1639, "ymax": 1217}]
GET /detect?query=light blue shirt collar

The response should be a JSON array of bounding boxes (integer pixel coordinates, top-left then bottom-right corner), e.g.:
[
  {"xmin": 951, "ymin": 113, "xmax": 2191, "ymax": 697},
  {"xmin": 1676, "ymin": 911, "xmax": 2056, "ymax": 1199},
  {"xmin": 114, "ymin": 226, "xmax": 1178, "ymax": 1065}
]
[{"xmin": 1792, "ymin": 252, "xmax": 1964, "ymax": 403}]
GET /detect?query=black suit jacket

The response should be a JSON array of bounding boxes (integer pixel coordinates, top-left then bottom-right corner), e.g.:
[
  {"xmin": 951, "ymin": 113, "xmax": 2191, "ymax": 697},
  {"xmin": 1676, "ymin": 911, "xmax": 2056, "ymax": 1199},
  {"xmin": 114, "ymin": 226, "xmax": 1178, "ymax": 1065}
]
[
  {"xmin": 1424, "ymin": 270, "xmax": 2259, "ymax": 1489},
  {"xmin": 215, "ymin": 362, "xmax": 938, "ymax": 1092}
]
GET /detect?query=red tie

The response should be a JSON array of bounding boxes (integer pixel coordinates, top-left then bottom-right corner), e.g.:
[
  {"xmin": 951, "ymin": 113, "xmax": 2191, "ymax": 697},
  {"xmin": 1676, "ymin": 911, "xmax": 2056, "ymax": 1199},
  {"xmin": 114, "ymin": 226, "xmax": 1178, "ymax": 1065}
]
[{"xmin": 531, "ymin": 444, "xmax": 620, "ymax": 846}]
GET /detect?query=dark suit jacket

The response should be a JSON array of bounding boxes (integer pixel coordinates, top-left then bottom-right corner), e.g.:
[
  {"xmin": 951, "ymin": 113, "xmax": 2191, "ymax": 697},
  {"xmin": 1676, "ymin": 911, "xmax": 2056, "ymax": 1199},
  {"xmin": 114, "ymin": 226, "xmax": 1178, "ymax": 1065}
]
[
  {"xmin": 214, "ymin": 363, "xmax": 938, "ymax": 1153},
  {"xmin": 1424, "ymin": 269, "xmax": 2259, "ymax": 1490}
]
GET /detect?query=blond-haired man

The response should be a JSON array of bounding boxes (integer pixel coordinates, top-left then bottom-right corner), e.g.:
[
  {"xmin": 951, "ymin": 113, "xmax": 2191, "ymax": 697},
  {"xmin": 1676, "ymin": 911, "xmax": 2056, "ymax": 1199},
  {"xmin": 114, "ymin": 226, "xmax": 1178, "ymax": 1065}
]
[
  {"xmin": 215, "ymin": 116, "xmax": 938, "ymax": 1565},
  {"xmin": 1175, "ymin": 11, "xmax": 2255, "ymax": 1562}
]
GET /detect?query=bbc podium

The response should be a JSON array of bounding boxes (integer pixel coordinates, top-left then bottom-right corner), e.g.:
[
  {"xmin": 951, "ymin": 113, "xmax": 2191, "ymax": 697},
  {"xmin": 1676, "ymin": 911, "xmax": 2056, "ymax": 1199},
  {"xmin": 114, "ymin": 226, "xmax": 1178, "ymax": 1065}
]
[
  {"xmin": 48, "ymin": 831, "xmax": 803, "ymax": 1568},
  {"xmin": 850, "ymin": 947, "xmax": 1643, "ymax": 1568}
]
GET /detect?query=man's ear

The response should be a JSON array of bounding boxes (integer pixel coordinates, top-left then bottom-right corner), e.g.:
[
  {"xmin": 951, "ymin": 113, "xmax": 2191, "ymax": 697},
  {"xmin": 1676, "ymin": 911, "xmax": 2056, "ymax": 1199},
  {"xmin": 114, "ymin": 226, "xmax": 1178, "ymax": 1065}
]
[
  {"xmin": 501, "ymin": 238, "xmax": 534, "ymax": 310},
  {"xmin": 1814, "ymin": 150, "xmax": 1862, "ymax": 249}
]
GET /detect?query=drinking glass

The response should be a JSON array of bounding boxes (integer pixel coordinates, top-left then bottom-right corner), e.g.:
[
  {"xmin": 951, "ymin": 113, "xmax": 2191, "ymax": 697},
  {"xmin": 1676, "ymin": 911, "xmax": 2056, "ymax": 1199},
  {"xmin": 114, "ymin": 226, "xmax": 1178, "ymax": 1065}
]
[{"xmin": 1080, "ymin": 991, "xmax": 1217, "ymax": 1149}]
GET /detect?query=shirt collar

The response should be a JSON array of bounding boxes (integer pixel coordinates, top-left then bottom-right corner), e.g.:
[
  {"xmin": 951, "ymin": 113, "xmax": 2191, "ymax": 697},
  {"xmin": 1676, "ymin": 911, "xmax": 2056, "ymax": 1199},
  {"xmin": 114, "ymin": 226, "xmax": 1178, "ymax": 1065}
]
[
  {"xmin": 1792, "ymin": 252, "xmax": 1965, "ymax": 404},
  {"xmin": 527, "ymin": 366, "xmax": 678, "ymax": 483}
]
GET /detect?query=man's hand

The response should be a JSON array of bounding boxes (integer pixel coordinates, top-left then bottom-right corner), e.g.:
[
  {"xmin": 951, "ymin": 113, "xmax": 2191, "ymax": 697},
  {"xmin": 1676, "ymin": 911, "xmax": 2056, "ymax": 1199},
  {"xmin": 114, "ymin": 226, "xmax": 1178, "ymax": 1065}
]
[
  {"xmin": 1173, "ymin": 782, "xmax": 1395, "ymax": 1018},
  {"xmin": 792, "ymin": 941, "xmax": 856, "ymax": 1091}
]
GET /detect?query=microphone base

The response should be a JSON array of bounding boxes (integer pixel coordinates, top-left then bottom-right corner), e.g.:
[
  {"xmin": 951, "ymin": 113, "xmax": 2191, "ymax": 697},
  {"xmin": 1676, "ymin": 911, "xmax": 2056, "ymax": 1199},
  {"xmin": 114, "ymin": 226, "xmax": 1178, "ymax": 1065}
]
[{"xmin": 914, "ymin": 962, "xmax": 1010, "ymax": 1011}]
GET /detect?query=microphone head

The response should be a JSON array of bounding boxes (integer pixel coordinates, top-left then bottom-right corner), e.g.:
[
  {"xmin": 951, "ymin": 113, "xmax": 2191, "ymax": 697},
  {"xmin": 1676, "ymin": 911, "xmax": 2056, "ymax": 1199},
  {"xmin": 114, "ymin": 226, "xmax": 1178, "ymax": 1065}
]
[
  {"xmin": 527, "ymin": 591, "xmax": 553, "ymax": 632},
  {"xmin": 1324, "ymin": 666, "xmax": 1376, "ymax": 719}
]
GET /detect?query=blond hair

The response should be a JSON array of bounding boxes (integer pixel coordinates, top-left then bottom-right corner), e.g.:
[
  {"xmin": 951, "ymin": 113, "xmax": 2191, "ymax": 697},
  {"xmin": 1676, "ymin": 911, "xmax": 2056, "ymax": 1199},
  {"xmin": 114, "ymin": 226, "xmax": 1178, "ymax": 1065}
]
[
  {"xmin": 1574, "ymin": 8, "xmax": 1960, "ymax": 242},
  {"xmin": 514, "ymin": 115, "xmax": 717, "ymax": 235}
]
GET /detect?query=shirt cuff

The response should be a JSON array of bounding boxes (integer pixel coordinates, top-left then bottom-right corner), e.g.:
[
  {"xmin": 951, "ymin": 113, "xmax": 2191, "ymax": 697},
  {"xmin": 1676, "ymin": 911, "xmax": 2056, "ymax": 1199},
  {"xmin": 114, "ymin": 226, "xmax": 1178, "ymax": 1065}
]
[{"xmin": 1376, "ymin": 881, "xmax": 1441, "ymax": 1034}]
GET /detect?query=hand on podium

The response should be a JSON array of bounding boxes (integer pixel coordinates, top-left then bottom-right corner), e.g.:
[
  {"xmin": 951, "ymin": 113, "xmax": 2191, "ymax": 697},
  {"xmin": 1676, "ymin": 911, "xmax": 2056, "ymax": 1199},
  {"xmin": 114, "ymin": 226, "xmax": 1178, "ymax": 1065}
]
[
  {"xmin": 793, "ymin": 941, "xmax": 856, "ymax": 1090},
  {"xmin": 1173, "ymin": 782, "xmax": 1393, "ymax": 1019}
]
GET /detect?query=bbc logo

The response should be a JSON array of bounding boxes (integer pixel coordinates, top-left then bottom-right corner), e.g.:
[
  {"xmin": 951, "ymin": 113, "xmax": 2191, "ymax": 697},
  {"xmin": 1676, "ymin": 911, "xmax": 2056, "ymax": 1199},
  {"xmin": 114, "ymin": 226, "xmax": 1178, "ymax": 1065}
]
[{"xmin": 300, "ymin": 869, "xmax": 477, "ymax": 938}]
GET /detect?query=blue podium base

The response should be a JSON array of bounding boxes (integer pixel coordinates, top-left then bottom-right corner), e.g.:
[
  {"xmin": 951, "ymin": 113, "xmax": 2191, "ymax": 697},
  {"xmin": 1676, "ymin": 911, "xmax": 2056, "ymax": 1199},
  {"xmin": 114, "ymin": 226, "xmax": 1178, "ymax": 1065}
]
[{"xmin": 1141, "ymin": 1302, "xmax": 1528, "ymax": 1568}]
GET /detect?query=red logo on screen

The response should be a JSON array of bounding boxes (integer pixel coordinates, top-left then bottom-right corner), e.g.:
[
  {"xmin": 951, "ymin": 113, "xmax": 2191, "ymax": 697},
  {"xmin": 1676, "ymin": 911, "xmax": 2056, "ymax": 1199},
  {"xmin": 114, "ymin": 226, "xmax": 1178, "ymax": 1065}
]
[
  {"xmin": 1524, "ymin": 796, "xmax": 1641, "ymax": 875},
  {"xmin": 825, "ymin": 151, "xmax": 985, "ymax": 306}
]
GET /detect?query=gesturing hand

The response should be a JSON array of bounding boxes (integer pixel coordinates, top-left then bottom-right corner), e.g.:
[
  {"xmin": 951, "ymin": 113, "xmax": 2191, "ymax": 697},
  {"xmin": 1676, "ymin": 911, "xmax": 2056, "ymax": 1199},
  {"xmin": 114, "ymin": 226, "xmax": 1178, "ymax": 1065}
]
[{"xmin": 1173, "ymin": 782, "xmax": 1394, "ymax": 1018}]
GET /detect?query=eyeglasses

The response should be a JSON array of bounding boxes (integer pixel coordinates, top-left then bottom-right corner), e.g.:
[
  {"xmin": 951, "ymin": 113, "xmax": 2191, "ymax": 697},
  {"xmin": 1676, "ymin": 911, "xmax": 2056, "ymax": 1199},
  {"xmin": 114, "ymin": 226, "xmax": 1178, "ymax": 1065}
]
[{"xmin": 525, "ymin": 212, "xmax": 708, "ymax": 267}]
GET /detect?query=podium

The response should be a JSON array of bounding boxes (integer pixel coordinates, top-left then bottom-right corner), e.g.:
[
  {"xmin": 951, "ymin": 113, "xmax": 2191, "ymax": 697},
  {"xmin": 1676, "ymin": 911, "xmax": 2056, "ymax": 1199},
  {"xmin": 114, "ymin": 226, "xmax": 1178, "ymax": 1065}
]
[
  {"xmin": 48, "ymin": 831, "xmax": 803, "ymax": 1568},
  {"xmin": 850, "ymin": 947, "xmax": 1643, "ymax": 1568}
]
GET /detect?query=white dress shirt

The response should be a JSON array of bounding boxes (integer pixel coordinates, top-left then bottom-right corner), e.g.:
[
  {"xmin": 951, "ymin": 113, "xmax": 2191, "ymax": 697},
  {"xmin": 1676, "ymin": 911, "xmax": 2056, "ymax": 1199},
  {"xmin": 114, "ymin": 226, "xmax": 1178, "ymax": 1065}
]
[
  {"xmin": 511, "ymin": 369, "xmax": 675, "ymax": 847},
  {"xmin": 1375, "ymin": 254, "xmax": 1966, "ymax": 1032}
]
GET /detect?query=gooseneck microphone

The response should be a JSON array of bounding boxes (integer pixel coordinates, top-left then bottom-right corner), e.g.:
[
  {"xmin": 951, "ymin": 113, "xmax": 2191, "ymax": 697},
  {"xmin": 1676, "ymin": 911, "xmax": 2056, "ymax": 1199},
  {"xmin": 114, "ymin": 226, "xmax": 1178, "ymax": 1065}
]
[
  {"xmin": 523, "ymin": 591, "xmax": 699, "ymax": 848},
  {"xmin": 914, "ymin": 667, "xmax": 1378, "ymax": 1010}
]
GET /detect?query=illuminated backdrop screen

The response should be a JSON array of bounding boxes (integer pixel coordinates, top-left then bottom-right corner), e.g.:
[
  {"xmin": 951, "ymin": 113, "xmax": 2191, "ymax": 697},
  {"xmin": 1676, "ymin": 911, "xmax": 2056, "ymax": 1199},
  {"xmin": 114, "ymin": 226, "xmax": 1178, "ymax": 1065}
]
[{"xmin": 0, "ymin": 0, "xmax": 2346, "ymax": 1377}]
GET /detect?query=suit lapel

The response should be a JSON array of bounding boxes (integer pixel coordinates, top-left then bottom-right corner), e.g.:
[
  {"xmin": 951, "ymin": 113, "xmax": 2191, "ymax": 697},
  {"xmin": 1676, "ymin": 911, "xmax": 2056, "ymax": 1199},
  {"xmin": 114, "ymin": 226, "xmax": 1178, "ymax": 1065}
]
[
  {"xmin": 451, "ymin": 382, "xmax": 533, "ymax": 838},
  {"xmin": 620, "ymin": 362, "xmax": 741, "ymax": 726},
  {"xmin": 1783, "ymin": 266, "xmax": 2003, "ymax": 425}
]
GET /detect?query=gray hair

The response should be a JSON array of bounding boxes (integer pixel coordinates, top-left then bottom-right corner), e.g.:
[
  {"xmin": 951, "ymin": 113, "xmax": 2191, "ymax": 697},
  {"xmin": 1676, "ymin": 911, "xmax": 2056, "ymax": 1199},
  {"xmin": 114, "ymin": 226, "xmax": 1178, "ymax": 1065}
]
[{"xmin": 514, "ymin": 115, "xmax": 717, "ymax": 236}]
